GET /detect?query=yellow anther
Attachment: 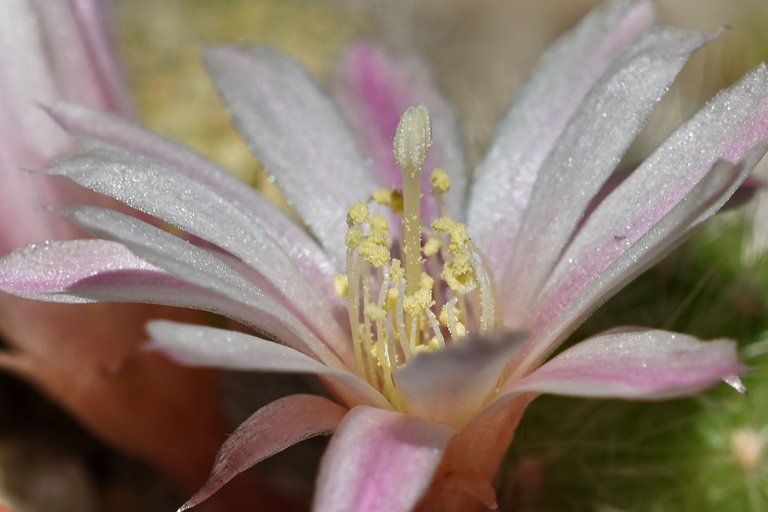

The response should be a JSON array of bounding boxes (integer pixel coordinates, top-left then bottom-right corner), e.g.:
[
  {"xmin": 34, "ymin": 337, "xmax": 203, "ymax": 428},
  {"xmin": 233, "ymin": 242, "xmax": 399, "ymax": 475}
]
[
  {"xmin": 422, "ymin": 237, "xmax": 442, "ymax": 257},
  {"xmin": 333, "ymin": 274, "xmax": 349, "ymax": 297},
  {"xmin": 370, "ymin": 215, "xmax": 390, "ymax": 232},
  {"xmin": 403, "ymin": 288, "xmax": 433, "ymax": 316},
  {"xmin": 443, "ymin": 255, "xmax": 476, "ymax": 294},
  {"xmin": 366, "ymin": 302, "xmax": 387, "ymax": 322},
  {"xmin": 430, "ymin": 168, "xmax": 452, "ymax": 195},
  {"xmin": 420, "ymin": 272, "xmax": 435, "ymax": 292},
  {"xmin": 371, "ymin": 189, "xmax": 404, "ymax": 214},
  {"xmin": 345, "ymin": 226, "xmax": 364, "ymax": 248},
  {"xmin": 367, "ymin": 228, "xmax": 390, "ymax": 247},
  {"xmin": 389, "ymin": 191, "xmax": 404, "ymax": 213},
  {"xmin": 389, "ymin": 259, "xmax": 404, "ymax": 283},
  {"xmin": 347, "ymin": 202, "xmax": 369, "ymax": 226},
  {"xmin": 358, "ymin": 238, "xmax": 390, "ymax": 267},
  {"xmin": 448, "ymin": 224, "xmax": 470, "ymax": 252},
  {"xmin": 454, "ymin": 321, "xmax": 467, "ymax": 338},
  {"xmin": 371, "ymin": 188, "xmax": 392, "ymax": 205},
  {"xmin": 432, "ymin": 215, "xmax": 456, "ymax": 233}
]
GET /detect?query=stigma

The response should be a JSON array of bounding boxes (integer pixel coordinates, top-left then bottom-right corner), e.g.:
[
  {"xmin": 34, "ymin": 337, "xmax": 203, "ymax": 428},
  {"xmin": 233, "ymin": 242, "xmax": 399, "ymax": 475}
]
[{"xmin": 338, "ymin": 105, "xmax": 499, "ymax": 408}]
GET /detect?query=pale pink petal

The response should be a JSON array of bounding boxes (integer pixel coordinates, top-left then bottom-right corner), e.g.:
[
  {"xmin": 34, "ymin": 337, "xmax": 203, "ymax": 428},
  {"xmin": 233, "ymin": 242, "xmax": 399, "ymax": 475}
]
[
  {"xmin": 204, "ymin": 45, "xmax": 377, "ymax": 267},
  {"xmin": 394, "ymin": 333, "xmax": 525, "ymax": 429},
  {"xmin": 0, "ymin": 239, "xmax": 157, "ymax": 302},
  {"xmin": 63, "ymin": 0, "xmax": 134, "ymax": 114},
  {"xmin": 504, "ymin": 329, "xmax": 743, "ymax": 400},
  {"xmin": 63, "ymin": 205, "xmax": 346, "ymax": 367},
  {"xmin": 313, "ymin": 406, "xmax": 454, "ymax": 512},
  {"xmin": 498, "ymin": 27, "xmax": 711, "ymax": 322},
  {"xmin": 147, "ymin": 321, "xmax": 389, "ymax": 409},
  {"xmin": 512, "ymin": 65, "xmax": 768, "ymax": 374},
  {"xmin": 46, "ymin": 149, "xmax": 351, "ymax": 361},
  {"xmin": 0, "ymin": 0, "xmax": 130, "ymax": 250},
  {"xmin": 47, "ymin": 103, "xmax": 341, "ymax": 301},
  {"xmin": 467, "ymin": 0, "xmax": 654, "ymax": 268},
  {"xmin": 179, "ymin": 394, "xmax": 348, "ymax": 511},
  {"xmin": 331, "ymin": 41, "xmax": 467, "ymax": 220}
]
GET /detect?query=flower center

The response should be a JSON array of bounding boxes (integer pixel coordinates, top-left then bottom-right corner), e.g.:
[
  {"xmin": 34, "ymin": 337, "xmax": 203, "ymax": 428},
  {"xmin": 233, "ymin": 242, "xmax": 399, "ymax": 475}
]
[{"xmin": 336, "ymin": 105, "xmax": 499, "ymax": 407}]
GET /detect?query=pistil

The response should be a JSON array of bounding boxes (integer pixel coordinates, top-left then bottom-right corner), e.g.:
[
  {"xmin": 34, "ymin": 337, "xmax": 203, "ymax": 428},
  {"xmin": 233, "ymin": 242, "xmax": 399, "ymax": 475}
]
[
  {"xmin": 393, "ymin": 105, "xmax": 431, "ymax": 295},
  {"xmin": 337, "ymin": 104, "xmax": 499, "ymax": 409}
]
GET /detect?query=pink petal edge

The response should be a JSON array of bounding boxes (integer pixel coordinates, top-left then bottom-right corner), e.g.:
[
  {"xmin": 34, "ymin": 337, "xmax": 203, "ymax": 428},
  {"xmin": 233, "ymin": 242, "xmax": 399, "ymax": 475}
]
[
  {"xmin": 313, "ymin": 406, "xmax": 454, "ymax": 512},
  {"xmin": 179, "ymin": 394, "xmax": 347, "ymax": 511}
]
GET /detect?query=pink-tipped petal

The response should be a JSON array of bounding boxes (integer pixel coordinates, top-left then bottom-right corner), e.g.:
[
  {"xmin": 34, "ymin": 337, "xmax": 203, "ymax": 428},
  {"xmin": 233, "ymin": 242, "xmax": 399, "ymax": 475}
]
[
  {"xmin": 499, "ymin": 27, "xmax": 712, "ymax": 321},
  {"xmin": 467, "ymin": 0, "xmax": 654, "ymax": 268},
  {"xmin": 394, "ymin": 333, "xmax": 526, "ymax": 429},
  {"xmin": 504, "ymin": 329, "xmax": 744, "ymax": 400},
  {"xmin": 0, "ymin": 239, "xmax": 157, "ymax": 301},
  {"xmin": 313, "ymin": 406, "xmax": 454, "ymax": 512},
  {"xmin": 46, "ymin": 103, "xmax": 340, "ymax": 300},
  {"xmin": 147, "ymin": 321, "xmax": 389, "ymax": 409},
  {"xmin": 63, "ymin": 205, "xmax": 345, "ymax": 367},
  {"xmin": 204, "ymin": 45, "xmax": 376, "ymax": 267},
  {"xmin": 513, "ymin": 65, "xmax": 768, "ymax": 374},
  {"xmin": 332, "ymin": 41, "xmax": 467, "ymax": 220},
  {"xmin": 180, "ymin": 394, "xmax": 348, "ymax": 511},
  {"xmin": 47, "ymin": 149, "xmax": 350, "ymax": 362}
]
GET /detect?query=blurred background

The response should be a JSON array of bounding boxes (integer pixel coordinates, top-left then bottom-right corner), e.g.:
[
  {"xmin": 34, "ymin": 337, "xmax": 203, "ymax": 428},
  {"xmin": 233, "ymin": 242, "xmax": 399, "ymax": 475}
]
[{"xmin": 2, "ymin": 0, "xmax": 768, "ymax": 510}]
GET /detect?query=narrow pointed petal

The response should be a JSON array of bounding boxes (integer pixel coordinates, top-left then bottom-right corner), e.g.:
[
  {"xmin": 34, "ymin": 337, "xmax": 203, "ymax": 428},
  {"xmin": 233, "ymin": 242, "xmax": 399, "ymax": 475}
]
[
  {"xmin": 63, "ymin": 206, "xmax": 345, "ymax": 367},
  {"xmin": 394, "ymin": 333, "xmax": 526, "ymax": 429},
  {"xmin": 513, "ymin": 65, "xmax": 768, "ymax": 374},
  {"xmin": 180, "ymin": 394, "xmax": 348, "ymax": 511},
  {"xmin": 504, "ymin": 329, "xmax": 744, "ymax": 400},
  {"xmin": 0, "ymin": 238, "xmax": 315, "ymax": 356},
  {"xmin": 0, "ymin": 0, "xmax": 131, "ymax": 250},
  {"xmin": 46, "ymin": 149, "xmax": 350, "ymax": 361},
  {"xmin": 147, "ymin": 321, "xmax": 389, "ymax": 409},
  {"xmin": 46, "ymin": 103, "xmax": 340, "ymax": 301},
  {"xmin": 467, "ymin": 0, "xmax": 654, "ymax": 266},
  {"xmin": 204, "ymin": 45, "xmax": 377, "ymax": 267},
  {"xmin": 63, "ymin": 0, "xmax": 134, "ymax": 114},
  {"xmin": 498, "ymin": 27, "xmax": 712, "ymax": 321},
  {"xmin": 332, "ymin": 41, "xmax": 467, "ymax": 219},
  {"xmin": 0, "ymin": 239, "xmax": 157, "ymax": 302},
  {"xmin": 313, "ymin": 406, "xmax": 454, "ymax": 512}
]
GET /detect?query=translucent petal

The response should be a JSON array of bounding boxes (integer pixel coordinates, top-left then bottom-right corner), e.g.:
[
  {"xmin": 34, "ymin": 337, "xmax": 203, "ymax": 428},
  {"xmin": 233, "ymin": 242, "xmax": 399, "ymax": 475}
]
[
  {"xmin": 204, "ymin": 45, "xmax": 376, "ymax": 267},
  {"xmin": 313, "ymin": 406, "xmax": 453, "ymax": 512},
  {"xmin": 467, "ymin": 0, "xmax": 654, "ymax": 268}
]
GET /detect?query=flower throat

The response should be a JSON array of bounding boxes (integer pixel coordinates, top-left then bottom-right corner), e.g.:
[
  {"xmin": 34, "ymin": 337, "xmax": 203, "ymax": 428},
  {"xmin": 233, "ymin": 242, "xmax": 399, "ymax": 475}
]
[{"xmin": 337, "ymin": 105, "xmax": 499, "ymax": 407}]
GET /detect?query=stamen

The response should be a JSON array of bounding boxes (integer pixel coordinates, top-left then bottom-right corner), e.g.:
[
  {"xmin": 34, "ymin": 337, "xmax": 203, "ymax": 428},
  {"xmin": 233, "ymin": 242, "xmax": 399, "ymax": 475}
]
[{"xmin": 339, "ymin": 104, "xmax": 500, "ymax": 411}]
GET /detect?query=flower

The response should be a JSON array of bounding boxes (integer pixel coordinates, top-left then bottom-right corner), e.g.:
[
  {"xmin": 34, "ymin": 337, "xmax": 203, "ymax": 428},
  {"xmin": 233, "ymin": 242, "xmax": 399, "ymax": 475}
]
[
  {"xmin": 2, "ymin": 0, "xmax": 768, "ymax": 510},
  {"xmin": 0, "ymin": 0, "xmax": 257, "ymax": 502}
]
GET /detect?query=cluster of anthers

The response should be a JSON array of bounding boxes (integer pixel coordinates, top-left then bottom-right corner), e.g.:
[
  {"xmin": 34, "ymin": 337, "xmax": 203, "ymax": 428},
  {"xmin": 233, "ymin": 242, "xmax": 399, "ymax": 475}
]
[{"xmin": 334, "ymin": 105, "xmax": 500, "ymax": 408}]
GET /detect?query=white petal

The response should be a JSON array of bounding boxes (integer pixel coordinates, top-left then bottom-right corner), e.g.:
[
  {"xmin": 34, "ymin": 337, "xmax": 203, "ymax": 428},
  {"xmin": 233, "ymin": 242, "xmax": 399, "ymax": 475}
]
[
  {"xmin": 65, "ymin": 205, "xmax": 346, "ymax": 367},
  {"xmin": 512, "ymin": 65, "xmax": 768, "ymax": 374},
  {"xmin": 498, "ymin": 27, "xmax": 711, "ymax": 323},
  {"xmin": 467, "ymin": 0, "xmax": 654, "ymax": 268},
  {"xmin": 504, "ymin": 329, "xmax": 743, "ymax": 400},
  {"xmin": 394, "ymin": 333, "xmax": 525, "ymax": 429},
  {"xmin": 205, "ymin": 45, "xmax": 377, "ymax": 267},
  {"xmin": 148, "ymin": 321, "xmax": 388, "ymax": 409},
  {"xmin": 47, "ymin": 102, "xmax": 340, "ymax": 301},
  {"xmin": 313, "ymin": 406, "xmax": 453, "ymax": 512},
  {"xmin": 47, "ymin": 148, "xmax": 349, "ymax": 359}
]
